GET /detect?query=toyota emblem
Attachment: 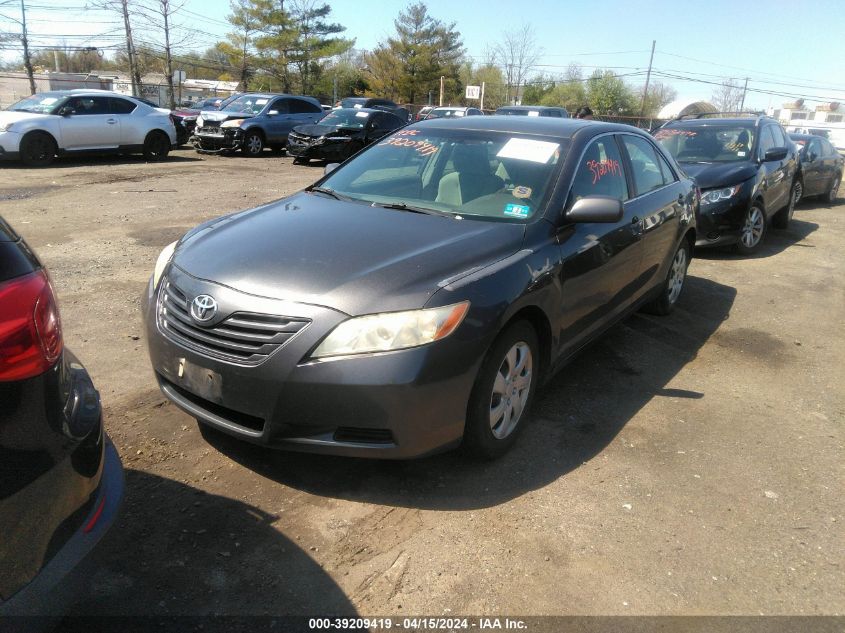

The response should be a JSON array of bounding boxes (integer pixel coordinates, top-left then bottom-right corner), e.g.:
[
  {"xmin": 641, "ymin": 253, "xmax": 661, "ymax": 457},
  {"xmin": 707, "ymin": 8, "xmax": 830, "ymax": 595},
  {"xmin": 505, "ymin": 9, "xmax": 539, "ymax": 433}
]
[{"xmin": 190, "ymin": 294, "xmax": 218, "ymax": 323}]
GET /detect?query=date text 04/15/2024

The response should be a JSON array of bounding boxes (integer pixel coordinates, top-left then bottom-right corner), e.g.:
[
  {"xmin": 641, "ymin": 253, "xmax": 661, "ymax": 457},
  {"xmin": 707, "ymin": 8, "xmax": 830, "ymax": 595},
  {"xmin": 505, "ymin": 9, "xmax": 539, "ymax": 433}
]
[{"xmin": 307, "ymin": 617, "xmax": 528, "ymax": 630}]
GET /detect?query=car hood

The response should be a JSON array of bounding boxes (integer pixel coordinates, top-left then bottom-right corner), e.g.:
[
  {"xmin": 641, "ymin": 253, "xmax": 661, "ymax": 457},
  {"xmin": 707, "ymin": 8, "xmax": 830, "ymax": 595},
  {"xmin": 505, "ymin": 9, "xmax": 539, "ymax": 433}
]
[
  {"xmin": 678, "ymin": 161, "xmax": 758, "ymax": 189},
  {"xmin": 292, "ymin": 123, "xmax": 361, "ymax": 138},
  {"xmin": 172, "ymin": 191, "xmax": 526, "ymax": 316},
  {"xmin": 199, "ymin": 110, "xmax": 253, "ymax": 123},
  {"xmin": 0, "ymin": 110, "xmax": 47, "ymax": 124}
]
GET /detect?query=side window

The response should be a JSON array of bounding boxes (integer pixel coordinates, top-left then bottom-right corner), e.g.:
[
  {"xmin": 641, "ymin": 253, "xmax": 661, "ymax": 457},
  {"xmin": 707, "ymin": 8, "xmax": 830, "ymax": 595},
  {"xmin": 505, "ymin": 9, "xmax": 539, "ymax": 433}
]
[
  {"xmin": 569, "ymin": 136, "xmax": 628, "ymax": 204},
  {"xmin": 621, "ymin": 135, "xmax": 668, "ymax": 196},
  {"xmin": 654, "ymin": 147, "xmax": 677, "ymax": 184},
  {"xmin": 369, "ymin": 113, "xmax": 384, "ymax": 128},
  {"xmin": 69, "ymin": 97, "xmax": 108, "ymax": 115},
  {"xmin": 807, "ymin": 138, "xmax": 822, "ymax": 159},
  {"xmin": 770, "ymin": 125, "xmax": 787, "ymax": 147},
  {"xmin": 548, "ymin": 110, "xmax": 561, "ymax": 118},
  {"xmin": 823, "ymin": 140, "xmax": 838, "ymax": 157},
  {"xmin": 758, "ymin": 127, "xmax": 776, "ymax": 158},
  {"xmin": 109, "ymin": 98, "xmax": 136, "ymax": 114},
  {"xmin": 288, "ymin": 98, "xmax": 322, "ymax": 114},
  {"xmin": 270, "ymin": 99, "xmax": 289, "ymax": 114}
]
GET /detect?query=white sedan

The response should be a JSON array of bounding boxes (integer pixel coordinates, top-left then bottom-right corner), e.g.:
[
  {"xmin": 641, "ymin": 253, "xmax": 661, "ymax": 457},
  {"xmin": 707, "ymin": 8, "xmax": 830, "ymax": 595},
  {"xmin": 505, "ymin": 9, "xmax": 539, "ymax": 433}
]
[{"xmin": 0, "ymin": 89, "xmax": 177, "ymax": 167}]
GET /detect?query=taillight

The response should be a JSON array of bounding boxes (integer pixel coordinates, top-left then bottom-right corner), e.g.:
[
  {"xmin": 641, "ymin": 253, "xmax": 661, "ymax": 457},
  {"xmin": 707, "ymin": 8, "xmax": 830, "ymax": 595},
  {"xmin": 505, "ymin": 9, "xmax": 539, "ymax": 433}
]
[{"xmin": 0, "ymin": 270, "xmax": 63, "ymax": 381}]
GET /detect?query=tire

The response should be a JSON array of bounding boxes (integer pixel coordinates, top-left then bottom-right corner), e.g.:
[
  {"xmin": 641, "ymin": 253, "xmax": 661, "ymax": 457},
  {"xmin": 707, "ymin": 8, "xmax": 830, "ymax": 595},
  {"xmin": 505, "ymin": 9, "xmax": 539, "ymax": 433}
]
[
  {"xmin": 270, "ymin": 145, "xmax": 286, "ymax": 155},
  {"xmin": 142, "ymin": 131, "xmax": 170, "ymax": 161},
  {"xmin": 772, "ymin": 181, "xmax": 798, "ymax": 229},
  {"xmin": 242, "ymin": 131, "xmax": 264, "ymax": 156},
  {"xmin": 292, "ymin": 156, "xmax": 306, "ymax": 165},
  {"xmin": 735, "ymin": 203, "xmax": 766, "ymax": 255},
  {"xmin": 643, "ymin": 240, "xmax": 690, "ymax": 316},
  {"xmin": 19, "ymin": 132, "xmax": 56, "ymax": 167},
  {"xmin": 463, "ymin": 321, "xmax": 538, "ymax": 460},
  {"xmin": 826, "ymin": 174, "xmax": 840, "ymax": 204}
]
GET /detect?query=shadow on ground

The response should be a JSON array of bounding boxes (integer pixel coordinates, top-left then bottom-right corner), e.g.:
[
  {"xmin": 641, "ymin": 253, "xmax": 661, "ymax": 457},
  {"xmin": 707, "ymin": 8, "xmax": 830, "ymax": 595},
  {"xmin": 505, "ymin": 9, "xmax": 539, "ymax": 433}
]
[
  {"xmin": 694, "ymin": 218, "xmax": 819, "ymax": 260},
  {"xmin": 62, "ymin": 470, "xmax": 357, "ymax": 630},
  {"xmin": 201, "ymin": 274, "xmax": 736, "ymax": 511},
  {"xmin": 0, "ymin": 153, "xmax": 202, "ymax": 170}
]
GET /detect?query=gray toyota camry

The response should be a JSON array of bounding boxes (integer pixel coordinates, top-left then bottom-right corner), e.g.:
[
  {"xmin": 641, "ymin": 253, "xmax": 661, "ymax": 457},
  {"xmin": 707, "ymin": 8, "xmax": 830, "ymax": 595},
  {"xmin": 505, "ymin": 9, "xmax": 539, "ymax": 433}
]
[{"xmin": 143, "ymin": 116, "xmax": 697, "ymax": 459}]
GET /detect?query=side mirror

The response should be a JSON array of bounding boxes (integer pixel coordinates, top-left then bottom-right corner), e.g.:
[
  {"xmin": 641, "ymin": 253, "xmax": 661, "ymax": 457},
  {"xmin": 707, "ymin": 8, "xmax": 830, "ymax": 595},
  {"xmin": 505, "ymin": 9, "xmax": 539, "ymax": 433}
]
[
  {"xmin": 324, "ymin": 163, "xmax": 339, "ymax": 175},
  {"xmin": 565, "ymin": 196, "xmax": 623, "ymax": 223},
  {"xmin": 807, "ymin": 151, "xmax": 817, "ymax": 162},
  {"xmin": 267, "ymin": 110, "xmax": 279, "ymax": 116},
  {"xmin": 58, "ymin": 106, "xmax": 73, "ymax": 117},
  {"xmin": 764, "ymin": 147, "xmax": 788, "ymax": 162}
]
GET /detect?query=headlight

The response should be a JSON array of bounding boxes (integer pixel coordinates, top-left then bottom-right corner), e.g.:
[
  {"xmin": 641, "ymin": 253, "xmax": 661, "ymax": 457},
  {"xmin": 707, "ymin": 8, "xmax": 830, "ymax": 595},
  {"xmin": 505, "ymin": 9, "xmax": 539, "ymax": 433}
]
[
  {"xmin": 196, "ymin": 115, "xmax": 204, "ymax": 127},
  {"xmin": 701, "ymin": 185, "xmax": 741, "ymax": 205},
  {"xmin": 153, "ymin": 241, "xmax": 178, "ymax": 289},
  {"xmin": 220, "ymin": 119, "xmax": 243, "ymax": 128},
  {"xmin": 312, "ymin": 302, "xmax": 470, "ymax": 358}
]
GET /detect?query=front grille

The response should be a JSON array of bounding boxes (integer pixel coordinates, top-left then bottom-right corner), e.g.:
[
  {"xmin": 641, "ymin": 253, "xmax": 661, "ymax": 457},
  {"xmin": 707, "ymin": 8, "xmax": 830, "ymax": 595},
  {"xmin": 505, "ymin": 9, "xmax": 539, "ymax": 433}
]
[{"xmin": 157, "ymin": 279, "xmax": 310, "ymax": 365}]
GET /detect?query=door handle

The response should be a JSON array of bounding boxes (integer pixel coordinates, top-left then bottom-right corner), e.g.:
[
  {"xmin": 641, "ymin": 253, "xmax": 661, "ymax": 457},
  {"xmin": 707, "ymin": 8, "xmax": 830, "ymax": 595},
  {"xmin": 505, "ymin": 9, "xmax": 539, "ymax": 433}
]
[{"xmin": 106, "ymin": 119, "xmax": 117, "ymax": 124}]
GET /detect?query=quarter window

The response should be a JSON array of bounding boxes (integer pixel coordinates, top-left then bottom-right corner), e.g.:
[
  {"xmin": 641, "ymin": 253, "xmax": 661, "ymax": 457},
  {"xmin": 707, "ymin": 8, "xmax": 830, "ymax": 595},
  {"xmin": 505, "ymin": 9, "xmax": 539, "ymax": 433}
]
[
  {"xmin": 621, "ymin": 135, "xmax": 669, "ymax": 196},
  {"xmin": 570, "ymin": 137, "xmax": 628, "ymax": 204},
  {"xmin": 808, "ymin": 138, "xmax": 822, "ymax": 159},
  {"xmin": 109, "ymin": 98, "xmax": 136, "ymax": 114}
]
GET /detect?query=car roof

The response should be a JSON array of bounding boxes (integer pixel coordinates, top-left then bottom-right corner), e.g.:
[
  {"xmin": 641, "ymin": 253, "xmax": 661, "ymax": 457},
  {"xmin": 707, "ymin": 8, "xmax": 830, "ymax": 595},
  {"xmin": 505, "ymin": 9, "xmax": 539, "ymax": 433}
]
[
  {"xmin": 34, "ymin": 89, "xmax": 133, "ymax": 98},
  {"xmin": 414, "ymin": 115, "xmax": 642, "ymax": 139},
  {"xmin": 496, "ymin": 105, "xmax": 561, "ymax": 111},
  {"xmin": 663, "ymin": 116, "xmax": 769, "ymax": 127},
  {"xmin": 788, "ymin": 133, "xmax": 817, "ymax": 140}
]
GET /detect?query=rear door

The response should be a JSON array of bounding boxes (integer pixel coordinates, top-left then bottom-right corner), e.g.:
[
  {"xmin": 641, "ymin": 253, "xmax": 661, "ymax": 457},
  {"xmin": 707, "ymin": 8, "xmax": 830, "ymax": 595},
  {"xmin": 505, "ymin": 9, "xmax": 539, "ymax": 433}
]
[
  {"xmin": 758, "ymin": 125, "xmax": 788, "ymax": 214},
  {"xmin": 110, "ymin": 97, "xmax": 141, "ymax": 146},
  {"xmin": 802, "ymin": 138, "xmax": 825, "ymax": 195},
  {"xmin": 266, "ymin": 97, "xmax": 323, "ymax": 143},
  {"xmin": 820, "ymin": 139, "xmax": 841, "ymax": 192},
  {"xmin": 555, "ymin": 134, "xmax": 643, "ymax": 356},
  {"xmin": 619, "ymin": 133, "xmax": 682, "ymax": 289},
  {"xmin": 59, "ymin": 96, "xmax": 119, "ymax": 150}
]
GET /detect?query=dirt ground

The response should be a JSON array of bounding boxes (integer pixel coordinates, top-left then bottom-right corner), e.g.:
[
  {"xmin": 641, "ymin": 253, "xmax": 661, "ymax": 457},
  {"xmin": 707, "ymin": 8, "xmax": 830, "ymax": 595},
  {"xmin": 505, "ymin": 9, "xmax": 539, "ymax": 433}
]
[{"xmin": 1, "ymin": 149, "xmax": 843, "ymax": 625}]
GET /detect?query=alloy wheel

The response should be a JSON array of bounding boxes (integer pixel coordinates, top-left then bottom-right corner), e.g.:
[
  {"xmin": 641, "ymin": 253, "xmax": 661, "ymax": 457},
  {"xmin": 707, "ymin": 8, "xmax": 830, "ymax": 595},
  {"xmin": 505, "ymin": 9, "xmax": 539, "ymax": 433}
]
[
  {"xmin": 489, "ymin": 342, "xmax": 533, "ymax": 440},
  {"xmin": 246, "ymin": 134, "xmax": 263, "ymax": 155},
  {"xmin": 741, "ymin": 207, "xmax": 764, "ymax": 248},
  {"xmin": 667, "ymin": 246, "xmax": 687, "ymax": 305}
]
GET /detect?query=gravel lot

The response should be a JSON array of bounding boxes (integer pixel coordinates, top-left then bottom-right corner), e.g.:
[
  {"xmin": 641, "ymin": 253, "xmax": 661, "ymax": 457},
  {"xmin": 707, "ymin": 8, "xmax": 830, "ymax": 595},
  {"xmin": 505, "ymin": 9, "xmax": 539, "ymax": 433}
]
[{"xmin": 1, "ymin": 149, "xmax": 843, "ymax": 626}]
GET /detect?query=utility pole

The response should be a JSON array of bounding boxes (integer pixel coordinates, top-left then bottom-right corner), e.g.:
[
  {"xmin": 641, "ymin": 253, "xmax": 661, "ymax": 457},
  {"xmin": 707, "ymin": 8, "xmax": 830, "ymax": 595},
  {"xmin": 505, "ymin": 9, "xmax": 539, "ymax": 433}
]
[
  {"xmin": 739, "ymin": 77, "xmax": 749, "ymax": 112},
  {"xmin": 161, "ymin": 0, "xmax": 176, "ymax": 109},
  {"xmin": 439, "ymin": 75, "xmax": 444, "ymax": 106},
  {"xmin": 119, "ymin": 0, "xmax": 141, "ymax": 96},
  {"xmin": 20, "ymin": 0, "xmax": 36, "ymax": 95},
  {"xmin": 639, "ymin": 39, "xmax": 656, "ymax": 118}
]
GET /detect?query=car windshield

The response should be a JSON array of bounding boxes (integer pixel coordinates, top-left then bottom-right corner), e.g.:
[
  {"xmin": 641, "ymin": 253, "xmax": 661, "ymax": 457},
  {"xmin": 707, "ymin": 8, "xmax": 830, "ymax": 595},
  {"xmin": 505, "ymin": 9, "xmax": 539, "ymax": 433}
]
[
  {"xmin": 428, "ymin": 109, "xmax": 465, "ymax": 118},
  {"xmin": 318, "ymin": 128, "xmax": 569, "ymax": 222},
  {"xmin": 655, "ymin": 125, "xmax": 755, "ymax": 163},
  {"xmin": 319, "ymin": 109, "xmax": 370, "ymax": 129},
  {"xmin": 341, "ymin": 98, "xmax": 367, "ymax": 108},
  {"xmin": 497, "ymin": 108, "xmax": 538, "ymax": 116},
  {"xmin": 8, "ymin": 93, "xmax": 67, "ymax": 114},
  {"xmin": 221, "ymin": 95, "xmax": 270, "ymax": 114}
]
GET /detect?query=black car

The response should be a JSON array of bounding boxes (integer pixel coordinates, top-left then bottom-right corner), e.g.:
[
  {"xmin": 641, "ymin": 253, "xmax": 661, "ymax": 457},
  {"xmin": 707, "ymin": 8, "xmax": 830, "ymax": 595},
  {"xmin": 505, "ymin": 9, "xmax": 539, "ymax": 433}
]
[
  {"xmin": 495, "ymin": 105, "xmax": 570, "ymax": 118},
  {"xmin": 0, "ymin": 217, "xmax": 123, "ymax": 616},
  {"xmin": 655, "ymin": 115, "xmax": 799, "ymax": 254},
  {"xmin": 287, "ymin": 108, "xmax": 405, "ymax": 164},
  {"xmin": 337, "ymin": 97, "xmax": 410, "ymax": 121},
  {"xmin": 143, "ymin": 117, "xmax": 696, "ymax": 460},
  {"xmin": 193, "ymin": 93, "xmax": 324, "ymax": 156},
  {"xmin": 789, "ymin": 133, "xmax": 842, "ymax": 204}
]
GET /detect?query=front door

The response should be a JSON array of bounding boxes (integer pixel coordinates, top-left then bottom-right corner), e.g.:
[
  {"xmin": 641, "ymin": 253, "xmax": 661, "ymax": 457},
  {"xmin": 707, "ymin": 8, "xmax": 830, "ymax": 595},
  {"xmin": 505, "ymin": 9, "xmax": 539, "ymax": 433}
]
[
  {"xmin": 555, "ymin": 134, "xmax": 643, "ymax": 358},
  {"xmin": 59, "ymin": 96, "xmax": 120, "ymax": 150}
]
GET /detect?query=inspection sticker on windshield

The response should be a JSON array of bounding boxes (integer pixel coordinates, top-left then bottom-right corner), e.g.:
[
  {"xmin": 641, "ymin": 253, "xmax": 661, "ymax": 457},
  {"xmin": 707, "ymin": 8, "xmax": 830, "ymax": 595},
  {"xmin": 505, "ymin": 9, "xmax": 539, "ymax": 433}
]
[
  {"xmin": 40, "ymin": 97, "xmax": 58, "ymax": 104},
  {"xmin": 255, "ymin": 99, "xmax": 269, "ymax": 105},
  {"xmin": 355, "ymin": 111, "xmax": 369, "ymax": 118},
  {"xmin": 504, "ymin": 203, "xmax": 530, "ymax": 218},
  {"xmin": 497, "ymin": 138, "xmax": 559, "ymax": 163},
  {"xmin": 527, "ymin": 111, "xmax": 540, "ymax": 117}
]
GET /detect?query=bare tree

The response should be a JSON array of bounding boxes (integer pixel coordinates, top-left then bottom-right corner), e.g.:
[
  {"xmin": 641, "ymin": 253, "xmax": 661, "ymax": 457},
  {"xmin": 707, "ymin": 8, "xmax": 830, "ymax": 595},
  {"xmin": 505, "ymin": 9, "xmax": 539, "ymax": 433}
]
[
  {"xmin": 712, "ymin": 79, "xmax": 744, "ymax": 113},
  {"xmin": 492, "ymin": 24, "xmax": 542, "ymax": 105},
  {"xmin": 90, "ymin": 0, "xmax": 142, "ymax": 96},
  {"xmin": 134, "ymin": 0, "xmax": 195, "ymax": 107},
  {"xmin": 0, "ymin": 0, "xmax": 36, "ymax": 94}
]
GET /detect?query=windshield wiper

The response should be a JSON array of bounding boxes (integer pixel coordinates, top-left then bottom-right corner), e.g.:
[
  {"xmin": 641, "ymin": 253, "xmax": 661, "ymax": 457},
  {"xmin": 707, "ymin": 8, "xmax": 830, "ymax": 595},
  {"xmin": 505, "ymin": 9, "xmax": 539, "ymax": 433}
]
[
  {"xmin": 374, "ymin": 202, "xmax": 454, "ymax": 218},
  {"xmin": 308, "ymin": 186, "xmax": 351, "ymax": 201}
]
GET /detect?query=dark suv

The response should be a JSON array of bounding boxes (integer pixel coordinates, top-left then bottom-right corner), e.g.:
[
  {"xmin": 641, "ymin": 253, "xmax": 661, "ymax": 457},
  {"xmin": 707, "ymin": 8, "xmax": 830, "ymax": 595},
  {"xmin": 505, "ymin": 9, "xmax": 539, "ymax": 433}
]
[
  {"xmin": 193, "ymin": 93, "xmax": 324, "ymax": 156},
  {"xmin": 654, "ymin": 115, "xmax": 799, "ymax": 254}
]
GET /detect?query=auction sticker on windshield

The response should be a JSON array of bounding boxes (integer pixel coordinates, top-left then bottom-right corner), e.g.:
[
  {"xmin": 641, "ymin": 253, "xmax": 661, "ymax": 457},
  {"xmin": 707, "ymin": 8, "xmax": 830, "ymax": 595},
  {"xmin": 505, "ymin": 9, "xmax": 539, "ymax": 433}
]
[{"xmin": 497, "ymin": 138, "xmax": 559, "ymax": 163}]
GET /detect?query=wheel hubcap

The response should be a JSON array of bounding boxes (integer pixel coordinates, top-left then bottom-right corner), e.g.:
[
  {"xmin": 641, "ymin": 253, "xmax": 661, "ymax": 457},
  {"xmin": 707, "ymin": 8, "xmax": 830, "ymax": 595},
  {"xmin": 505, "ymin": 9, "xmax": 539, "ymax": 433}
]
[
  {"xmin": 248, "ymin": 136, "xmax": 262, "ymax": 153},
  {"xmin": 489, "ymin": 342, "xmax": 533, "ymax": 440},
  {"xmin": 667, "ymin": 247, "xmax": 687, "ymax": 304},
  {"xmin": 741, "ymin": 207, "xmax": 764, "ymax": 248}
]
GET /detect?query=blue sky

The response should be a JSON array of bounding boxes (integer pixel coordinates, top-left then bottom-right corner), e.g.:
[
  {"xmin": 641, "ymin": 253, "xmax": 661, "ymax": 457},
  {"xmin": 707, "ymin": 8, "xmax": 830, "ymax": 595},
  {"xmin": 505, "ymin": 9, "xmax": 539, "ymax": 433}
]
[{"xmin": 4, "ymin": 0, "xmax": 845, "ymax": 109}]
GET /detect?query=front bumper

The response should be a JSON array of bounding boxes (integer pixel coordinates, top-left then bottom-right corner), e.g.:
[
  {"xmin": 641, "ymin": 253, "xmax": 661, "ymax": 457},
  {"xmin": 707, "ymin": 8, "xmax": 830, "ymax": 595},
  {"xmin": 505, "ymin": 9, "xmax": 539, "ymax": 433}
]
[
  {"xmin": 192, "ymin": 127, "xmax": 242, "ymax": 152},
  {"xmin": 694, "ymin": 195, "xmax": 749, "ymax": 248},
  {"xmin": 287, "ymin": 137, "xmax": 351, "ymax": 161},
  {"xmin": 143, "ymin": 267, "xmax": 479, "ymax": 459},
  {"xmin": 0, "ymin": 130, "xmax": 23, "ymax": 160}
]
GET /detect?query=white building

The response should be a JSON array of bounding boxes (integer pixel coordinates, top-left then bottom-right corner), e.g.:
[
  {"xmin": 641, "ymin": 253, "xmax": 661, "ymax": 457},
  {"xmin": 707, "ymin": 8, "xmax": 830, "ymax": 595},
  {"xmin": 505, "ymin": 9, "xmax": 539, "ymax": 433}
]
[{"xmin": 768, "ymin": 100, "xmax": 845, "ymax": 150}]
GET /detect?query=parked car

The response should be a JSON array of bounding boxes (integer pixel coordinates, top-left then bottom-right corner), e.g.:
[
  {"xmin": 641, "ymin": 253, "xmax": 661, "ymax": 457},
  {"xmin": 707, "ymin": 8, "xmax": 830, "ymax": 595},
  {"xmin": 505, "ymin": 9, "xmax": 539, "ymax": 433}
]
[
  {"xmin": 336, "ymin": 97, "xmax": 410, "ymax": 122},
  {"xmin": 0, "ymin": 216, "xmax": 124, "ymax": 616},
  {"xmin": 0, "ymin": 89, "xmax": 176, "ymax": 166},
  {"xmin": 425, "ymin": 106, "xmax": 484, "ymax": 119},
  {"xmin": 789, "ymin": 133, "xmax": 842, "ymax": 203},
  {"xmin": 416, "ymin": 105, "xmax": 435, "ymax": 121},
  {"xmin": 287, "ymin": 107, "xmax": 405, "ymax": 164},
  {"xmin": 192, "ymin": 93, "xmax": 324, "ymax": 156},
  {"xmin": 654, "ymin": 114, "xmax": 799, "ymax": 254},
  {"xmin": 143, "ymin": 116, "xmax": 696, "ymax": 460},
  {"xmin": 495, "ymin": 105, "xmax": 569, "ymax": 118},
  {"xmin": 168, "ymin": 97, "xmax": 232, "ymax": 144}
]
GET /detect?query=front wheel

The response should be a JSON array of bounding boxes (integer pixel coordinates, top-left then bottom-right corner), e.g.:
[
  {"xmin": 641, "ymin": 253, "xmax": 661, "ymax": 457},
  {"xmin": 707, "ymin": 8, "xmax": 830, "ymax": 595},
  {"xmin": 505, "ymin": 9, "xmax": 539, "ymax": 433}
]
[
  {"xmin": 643, "ymin": 240, "xmax": 690, "ymax": 316},
  {"xmin": 735, "ymin": 204, "xmax": 766, "ymax": 255},
  {"xmin": 463, "ymin": 321, "xmax": 538, "ymax": 460},
  {"xmin": 20, "ymin": 132, "xmax": 57, "ymax": 167},
  {"xmin": 242, "ymin": 131, "xmax": 264, "ymax": 156},
  {"xmin": 772, "ymin": 181, "xmax": 798, "ymax": 229},
  {"xmin": 142, "ymin": 131, "xmax": 171, "ymax": 161}
]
